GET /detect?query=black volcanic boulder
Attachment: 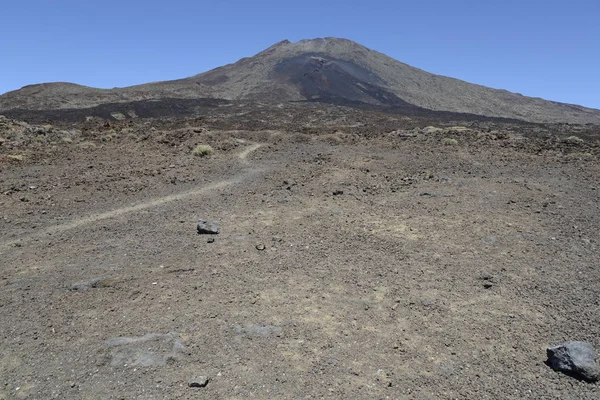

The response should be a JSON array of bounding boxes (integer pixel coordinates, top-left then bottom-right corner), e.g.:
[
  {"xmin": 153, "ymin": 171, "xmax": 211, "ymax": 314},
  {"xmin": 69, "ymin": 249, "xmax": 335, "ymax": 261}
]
[
  {"xmin": 547, "ymin": 341, "xmax": 600, "ymax": 382},
  {"xmin": 197, "ymin": 219, "xmax": 219, "ymax": 235}
]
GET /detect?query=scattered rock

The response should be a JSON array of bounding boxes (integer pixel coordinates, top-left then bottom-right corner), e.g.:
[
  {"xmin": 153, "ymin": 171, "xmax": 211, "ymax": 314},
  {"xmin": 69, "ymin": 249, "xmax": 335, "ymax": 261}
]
[
  {"xmin": 333, "ymin": 190, "xmax": 344, "ymax": 196},
  {"xmin": 207, "ymin": 237, "xmax": 215, "ymax": 243},
  {"xmin": 197, "ymin": 219, "xmax": 219, "ymax": 234},
  {"xmin": 256, "ymin": 243, "xmax": 266, "ymax": 251},
  {"xmin": 188, "ymin": 376, "xmax": 210, "ymax": 388},
  {"xmin": 480, "ymin": 275, "xmax": 496, "ymax": 289},
  {"xmin": 547, "ymin": 341, "xmax": 600, "ymax": 382}
]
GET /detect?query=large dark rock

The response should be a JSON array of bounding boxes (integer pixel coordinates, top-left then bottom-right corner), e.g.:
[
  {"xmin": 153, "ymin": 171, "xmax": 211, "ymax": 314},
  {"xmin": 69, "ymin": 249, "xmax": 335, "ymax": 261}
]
[
  {"xmin": 547, "ymin": 341, "xmax": 600, "ymax": 382},
  {"xmin": 197, "ymin": 219, "xmax": 219, "ymax": 235}
]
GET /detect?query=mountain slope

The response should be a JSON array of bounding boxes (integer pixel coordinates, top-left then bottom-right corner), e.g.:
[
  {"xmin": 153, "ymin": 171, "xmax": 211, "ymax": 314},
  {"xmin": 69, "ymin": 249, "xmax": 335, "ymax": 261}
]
[{"xmin": 1, "ymin": 37, "xmax": 599, "ymax": 124}]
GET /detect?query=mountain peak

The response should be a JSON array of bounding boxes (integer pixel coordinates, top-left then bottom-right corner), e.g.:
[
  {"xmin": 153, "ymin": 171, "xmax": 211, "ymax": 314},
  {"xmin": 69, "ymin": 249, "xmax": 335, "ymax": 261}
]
[{"xmin": 256, "ymin": 39, "xmax": 291, "ymax": 55}]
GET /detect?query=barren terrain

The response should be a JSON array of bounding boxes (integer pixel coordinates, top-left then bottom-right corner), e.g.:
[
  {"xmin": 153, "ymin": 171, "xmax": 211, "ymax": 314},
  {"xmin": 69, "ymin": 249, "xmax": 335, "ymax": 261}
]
[{"xmin": 1, "ymin": 103, "xmax": 600, "ymax": 399}]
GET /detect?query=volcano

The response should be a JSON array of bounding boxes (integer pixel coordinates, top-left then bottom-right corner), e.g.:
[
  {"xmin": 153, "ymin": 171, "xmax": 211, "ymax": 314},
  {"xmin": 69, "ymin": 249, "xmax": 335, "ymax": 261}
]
[{"xmin": 1, "ymin": 37, "xmax": 599, "ymax": 124}]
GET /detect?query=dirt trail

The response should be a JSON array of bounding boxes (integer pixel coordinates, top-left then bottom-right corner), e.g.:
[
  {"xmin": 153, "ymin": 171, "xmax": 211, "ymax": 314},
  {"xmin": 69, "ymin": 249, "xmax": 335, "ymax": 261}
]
[
  {"xmin": 0, "ymin": 143, "xmax": 264, "ymax": 249},
  {"xmin": 237, "ymin": 143, "xmax": 262, "ymax": 164}
]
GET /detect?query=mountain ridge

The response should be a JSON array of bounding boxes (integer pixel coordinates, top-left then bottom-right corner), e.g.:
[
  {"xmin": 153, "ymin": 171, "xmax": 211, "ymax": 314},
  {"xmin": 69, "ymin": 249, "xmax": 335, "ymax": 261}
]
[{"xmin": 1, "ymin": 37, "xmax": 599, "ymax": 124}]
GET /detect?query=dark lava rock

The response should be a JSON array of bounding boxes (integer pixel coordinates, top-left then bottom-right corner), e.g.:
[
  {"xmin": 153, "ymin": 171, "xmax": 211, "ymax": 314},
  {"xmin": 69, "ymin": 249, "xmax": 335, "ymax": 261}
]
[
  {"xmin": 197, "ymin": 219, "xmax": 219, "ymax": 234},
  {"xmin": 547, "ymin": 341, "xmax": 600, "ymax": 382},
  {"xmin": 188, "ymin": 376, "xmax": 209, "ymax": 388}
]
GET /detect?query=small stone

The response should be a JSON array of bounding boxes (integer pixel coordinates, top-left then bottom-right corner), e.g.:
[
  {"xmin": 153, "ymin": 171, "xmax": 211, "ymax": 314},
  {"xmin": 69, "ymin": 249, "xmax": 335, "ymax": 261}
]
[
  {"xmin": 197, "ymin": 219, "xmax": 219, "ymax": 235},
  {"xmin": 333, "ymin": 190, "xmax": 344, "ymax": 196},
  {"xmin": 256, "ymin": 243, "xmax": 266, "ymax": 251},
  {"xmin": 481, "ymin": 275, "xmax": 496, "ymax": 289},
  {"xmin": 188, "ymin": 376, "xmax": 209, "ymax": 388},
  {"xmin": 547, "ymin": 341, "xmax": 600, "ymax": 382},
  {"xmin": 207, "ymin": 237, "xmax": 215, "ymax": 243}
]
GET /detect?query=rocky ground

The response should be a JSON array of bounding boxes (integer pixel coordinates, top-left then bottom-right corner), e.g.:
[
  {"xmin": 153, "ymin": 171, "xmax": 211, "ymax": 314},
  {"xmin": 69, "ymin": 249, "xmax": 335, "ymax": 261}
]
[{"xmin": 1, "ymin": 103, "xmax": 600, "ymax": 399}]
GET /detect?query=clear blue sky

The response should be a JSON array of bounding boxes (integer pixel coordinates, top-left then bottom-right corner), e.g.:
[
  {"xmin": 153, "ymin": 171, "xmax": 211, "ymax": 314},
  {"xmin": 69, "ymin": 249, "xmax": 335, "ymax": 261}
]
[{"xmin": 1, "ymin": 0, "xmax": 599, "ymax": 109}]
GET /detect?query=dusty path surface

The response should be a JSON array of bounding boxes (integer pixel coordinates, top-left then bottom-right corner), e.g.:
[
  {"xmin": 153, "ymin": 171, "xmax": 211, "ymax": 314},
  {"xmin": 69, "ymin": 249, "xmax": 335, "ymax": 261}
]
[
  {"xmin": 0, "ymin": 143, "xmax": 264, "ymax": 249},
  {"xmin": 236, "ymin": 142, "xmax": 263, "ymax": 163},
  {"xmin": 1, "ymin": 113, "xmax": 600, "ymax": 399}
]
